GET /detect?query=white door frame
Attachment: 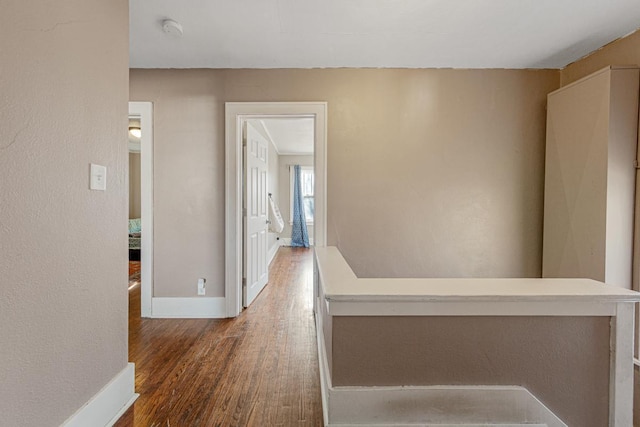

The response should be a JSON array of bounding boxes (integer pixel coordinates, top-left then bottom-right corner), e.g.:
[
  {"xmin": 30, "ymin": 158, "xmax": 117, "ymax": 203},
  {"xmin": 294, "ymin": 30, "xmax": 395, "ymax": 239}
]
[
  {"xmin": 129, "ymin": 102, "xmax": 153, "ymax": 317},
  {"xmin": 225, "ymin": 102, "xmax": 327, "ymax": 318}
]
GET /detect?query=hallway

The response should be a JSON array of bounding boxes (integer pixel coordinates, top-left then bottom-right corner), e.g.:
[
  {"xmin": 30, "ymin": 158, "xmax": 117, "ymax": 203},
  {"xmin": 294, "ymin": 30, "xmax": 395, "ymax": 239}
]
[{"xmin": 116, "ymin": 247, "xmax": 323, "ymax": 426}]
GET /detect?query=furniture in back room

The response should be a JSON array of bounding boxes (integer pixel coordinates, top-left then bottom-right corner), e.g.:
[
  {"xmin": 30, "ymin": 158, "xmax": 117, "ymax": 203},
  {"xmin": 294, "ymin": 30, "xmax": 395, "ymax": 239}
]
[{"xmin": 129, "ymin": 218, "xmax": 141, "ymax": 261}]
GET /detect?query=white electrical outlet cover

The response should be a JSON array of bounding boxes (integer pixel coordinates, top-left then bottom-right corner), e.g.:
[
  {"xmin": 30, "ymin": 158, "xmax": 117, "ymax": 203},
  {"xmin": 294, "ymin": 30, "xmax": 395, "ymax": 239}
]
[{"xmin": 90, "ymin": 164, "xmax": 107, "ymax": 191}]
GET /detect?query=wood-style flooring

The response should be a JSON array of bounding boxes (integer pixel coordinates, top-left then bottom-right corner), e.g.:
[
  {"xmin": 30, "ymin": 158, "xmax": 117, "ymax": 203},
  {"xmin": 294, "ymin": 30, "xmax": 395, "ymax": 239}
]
[
  {"xmin": 115, "ymin": 247, "xmax": 323, "ymax": 427},
  {"xmin": 129, "ymin": 261, "xmax": 141, "ymax": 289}
]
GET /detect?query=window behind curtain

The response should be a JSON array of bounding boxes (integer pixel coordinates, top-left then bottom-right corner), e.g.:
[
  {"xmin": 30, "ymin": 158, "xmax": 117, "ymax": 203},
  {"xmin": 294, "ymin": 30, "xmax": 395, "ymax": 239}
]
[{"xmin": 291, "ymin": 166, "xmax": 314, "ymax": 223}]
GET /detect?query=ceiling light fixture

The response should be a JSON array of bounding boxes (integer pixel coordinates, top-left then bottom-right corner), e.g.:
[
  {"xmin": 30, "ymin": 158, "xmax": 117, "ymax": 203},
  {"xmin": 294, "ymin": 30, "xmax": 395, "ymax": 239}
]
[
  {"xmin": 162, "ymin": 19, "xmax": 183, "ymax": 37},
  {"xmin": 129, "ymin": 126, "xmax": 141, "ymax": 139}
]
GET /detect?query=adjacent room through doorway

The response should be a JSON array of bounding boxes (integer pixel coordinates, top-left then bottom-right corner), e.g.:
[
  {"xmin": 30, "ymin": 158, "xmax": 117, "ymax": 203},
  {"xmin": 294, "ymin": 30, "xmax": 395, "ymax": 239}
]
[
  {"xmin": 225, "ymin": 101, "xmax": 327, "ymax": 318},
  {"xmin": 242, "ymin": 117, "xmax": 315, "ymax": 307},
  {"xmin": 128, "ymin": 101, "xmax": 153, "ymax": 317},
  {"xmin": 128, "ymin": 116, "xmax": 142, "ymax": 291}
]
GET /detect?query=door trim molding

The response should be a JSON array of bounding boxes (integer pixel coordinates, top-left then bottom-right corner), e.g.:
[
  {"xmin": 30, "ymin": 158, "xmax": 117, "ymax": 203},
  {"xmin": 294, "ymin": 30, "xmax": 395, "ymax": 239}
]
[
  {"xmin": 129, "ymin": 102, "xmax": 153, "ymax": 318},
  {"xmin": 225, "ymin": 102, "xmax": 327, "ymax": 318}
]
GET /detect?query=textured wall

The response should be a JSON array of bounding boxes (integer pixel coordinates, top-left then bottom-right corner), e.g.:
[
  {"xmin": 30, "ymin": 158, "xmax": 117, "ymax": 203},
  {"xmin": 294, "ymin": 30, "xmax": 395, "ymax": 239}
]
[
  {"xmin": 130, "ymin": 70, "xmax": 225, "ymax": 297},
  {"xmin": 0, "ymin": 0, "xmax": 129, "ymax": 425},
  {"xmin": 319, "ymin": 69, "xmax": 558, "ymax": 279},
  {"xmin": 332, "ymin": 316, "xmax": 610, "ymax": 427},
  {"xmin": 129, "ymin": 153, "xmax": 141, "ymax": 218},
  {"xmin": 562, "ymin": 30, "xmax": 640, "ymax": 85},
  {"xmin": 559, "ymin": 27, "xmax": 640, "ymax": 425},
  {"xmin": 543, "ymin": 69, "xmax": 621, "ymax": 285},
  {"xmin": 130, "ymin": 68, "xmax": 558, "ymax": 296}
]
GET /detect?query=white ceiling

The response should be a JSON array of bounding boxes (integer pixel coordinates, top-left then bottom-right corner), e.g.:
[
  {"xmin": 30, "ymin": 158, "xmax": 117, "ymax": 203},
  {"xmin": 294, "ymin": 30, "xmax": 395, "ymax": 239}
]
[
  {"xmin": 259, "ymin": 118, "xmax": 314, "ymax": 155},
  {"xmin": 130, "ymin": 0, "xmax": 640, "ymax": 69}
]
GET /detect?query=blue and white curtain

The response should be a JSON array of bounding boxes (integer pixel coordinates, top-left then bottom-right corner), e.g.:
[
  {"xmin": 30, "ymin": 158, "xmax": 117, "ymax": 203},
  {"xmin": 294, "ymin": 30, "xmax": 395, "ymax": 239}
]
[{"xmin": 291, "ymin": 165, "xmax": 310, "ymax": 248}]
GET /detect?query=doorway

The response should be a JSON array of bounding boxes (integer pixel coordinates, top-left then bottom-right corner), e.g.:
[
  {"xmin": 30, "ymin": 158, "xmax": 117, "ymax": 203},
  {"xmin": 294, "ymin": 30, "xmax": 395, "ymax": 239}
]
[
  {"xmin": 128, "ymin": 102, "xmax": 153, "ymax": 317},
  {"xmin": 243, "ymin": 118, "xmax": 316, "ymax": 307},
  {"xmin": 128, "ymin": 116, "xmax": 142, "ymax": 290},
  {"xmin": 225, "ymin": 102, "xmax": 327, "ymax": 318}
]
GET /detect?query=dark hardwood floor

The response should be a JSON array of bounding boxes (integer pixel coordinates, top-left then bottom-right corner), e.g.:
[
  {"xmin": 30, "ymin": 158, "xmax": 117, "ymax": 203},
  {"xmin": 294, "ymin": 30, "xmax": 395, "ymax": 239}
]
[{"xmin": 115, "ymin": 247, "xmax": 323, "ymax": 427}]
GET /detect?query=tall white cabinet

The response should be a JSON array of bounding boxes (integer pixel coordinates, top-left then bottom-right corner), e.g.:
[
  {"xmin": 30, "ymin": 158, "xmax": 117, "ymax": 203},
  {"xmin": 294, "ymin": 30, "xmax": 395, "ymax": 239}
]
[{"xmin": 543, "ymin": 66, "xmax": 639, "ymax": 289}]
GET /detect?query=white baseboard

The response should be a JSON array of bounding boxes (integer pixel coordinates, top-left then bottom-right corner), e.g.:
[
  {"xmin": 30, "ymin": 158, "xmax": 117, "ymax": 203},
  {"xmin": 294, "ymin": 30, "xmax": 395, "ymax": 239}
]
[
  {"xmin": 329, "ymin": 424, "xmax": 548, "ymax": 427},
  {"xmin": 281, "ymin": 237, "xmax": 314, "ymax": 247},
  {"xmin": 151, "ymin": 297, "xmax": 226, "ymax": 318},
  {"xmin": 268, "ymin": 242, "xmax": 280, "ymax": 265},
  {"xmin": 315, "ymin": 312, "xmax": 331, "ymax": 427},
  {"xmin": 314, "ymin": 315, "xmax": 565, "ymax": 427},
  {"xmin": 326, "ymin": 385, "xmax": 565, "ymax": 426},
  {"xmin": 63, "ymin": 363, "xmax": 138, "ymax": 427}
]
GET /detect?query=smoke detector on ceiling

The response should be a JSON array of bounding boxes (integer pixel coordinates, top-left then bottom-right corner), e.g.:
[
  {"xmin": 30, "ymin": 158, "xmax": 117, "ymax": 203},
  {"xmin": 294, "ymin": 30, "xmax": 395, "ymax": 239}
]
[{"xmin": 162, "ymin": 19, "xmax": 183, "ymax": 37}]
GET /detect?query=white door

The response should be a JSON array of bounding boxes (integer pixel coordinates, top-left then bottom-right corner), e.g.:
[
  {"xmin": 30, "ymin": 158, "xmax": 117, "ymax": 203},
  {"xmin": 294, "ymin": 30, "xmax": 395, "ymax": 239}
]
[{"xmin": 243, "ymin": 122, "xmax": 269, "ymax": 307}]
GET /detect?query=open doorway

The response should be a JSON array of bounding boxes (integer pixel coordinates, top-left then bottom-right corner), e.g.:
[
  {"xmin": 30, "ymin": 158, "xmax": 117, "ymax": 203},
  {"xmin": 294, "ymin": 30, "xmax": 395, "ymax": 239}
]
[
  {"xmin": 128, "ymin": 116, "xmax": 142, "ymax": 290},
  {"xmin": 257, "ymin": 118, "xmax": 315, "ymax": 247},
  {"xmin": 128, "ymin": 102, "xmax": 153, "ymax": 317},
  {"xmin": 225, "ymin": 102, "xmax": 327, "ymax": 318},
  {"xmin": 243, "ymin": 118, "xmax": 315, "ymax": 307}
]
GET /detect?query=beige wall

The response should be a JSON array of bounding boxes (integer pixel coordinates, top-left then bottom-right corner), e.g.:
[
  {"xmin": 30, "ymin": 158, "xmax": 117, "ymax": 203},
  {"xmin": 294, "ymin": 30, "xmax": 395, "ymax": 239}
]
[
  {"xmin": 278, "ymin": 155, "xmax": 314, "ymax": 240},
  {"xmin": 543, "ymin": 67, "xmax": 639, "ymax": 290},
  {"xmin": 332, "ymin": 315, "xmax": 610, "ymax": 427},
  {"xmin": 130, "ymin": 71, "xmax": 225, "ymax": 297},
  {"xmin": 0, "ymin": 1, "xmax": 129, "ymax": 425},
  {"xmin": 130, "ymin": 68, "xmax": 558, "ymax": 296},
  {"xmin": 562, "ymin": 30, "xmax": 640, "ymax": 85},
  {"xmin": 324, "ymin": 69, "xmax": 558, "ymax": 278},
  {"xmin": 559, "ymin": 28, "xmax": 640, "ymax": 425},
  {"xmin": 129, "ymin": 152, "xmax": 142, "ymax": 218}
]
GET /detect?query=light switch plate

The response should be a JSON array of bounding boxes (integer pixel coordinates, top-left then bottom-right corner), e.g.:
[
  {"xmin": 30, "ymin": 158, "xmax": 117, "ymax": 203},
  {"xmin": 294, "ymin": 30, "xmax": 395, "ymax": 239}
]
[{"xmin": 90, "ymin": 163, "xmax": 107, "ymax": 191}]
